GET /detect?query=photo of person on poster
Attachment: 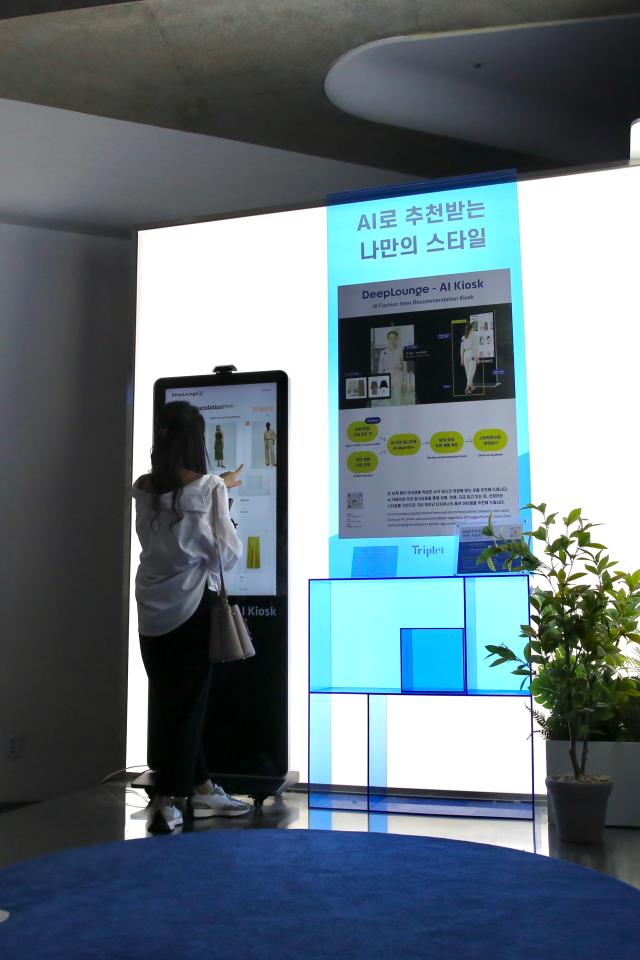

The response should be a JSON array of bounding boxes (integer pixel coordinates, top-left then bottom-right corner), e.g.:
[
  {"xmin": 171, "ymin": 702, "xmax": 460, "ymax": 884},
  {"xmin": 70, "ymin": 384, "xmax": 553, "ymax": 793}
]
[
  {"xmin": 370, "ymin": 326, "xmax": 415, "ymax": 405},
  {"xmin": 460, "ymin": 322, "xmax": 480, "ymax": 395}
]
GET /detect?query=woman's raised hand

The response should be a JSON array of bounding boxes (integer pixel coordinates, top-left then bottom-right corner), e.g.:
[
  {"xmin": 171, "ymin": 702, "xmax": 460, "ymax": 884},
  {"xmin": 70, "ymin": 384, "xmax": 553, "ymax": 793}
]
[{"xmin": 221, "ymin": 464, "xmax": 244, "ymax": 489}]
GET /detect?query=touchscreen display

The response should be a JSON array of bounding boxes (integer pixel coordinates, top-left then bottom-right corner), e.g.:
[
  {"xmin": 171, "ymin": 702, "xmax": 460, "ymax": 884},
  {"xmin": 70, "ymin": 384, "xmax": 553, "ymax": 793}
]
[{"xmin": 165, "ymin": 382, "xmax": 278, "ymax": 596}]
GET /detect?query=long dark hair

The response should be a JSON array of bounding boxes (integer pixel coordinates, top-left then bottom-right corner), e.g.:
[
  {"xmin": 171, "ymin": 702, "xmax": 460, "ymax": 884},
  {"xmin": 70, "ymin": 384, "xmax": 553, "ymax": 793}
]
[{"xmin": 149, "ymin": 401, "xmax": 208, "ymax": 522}]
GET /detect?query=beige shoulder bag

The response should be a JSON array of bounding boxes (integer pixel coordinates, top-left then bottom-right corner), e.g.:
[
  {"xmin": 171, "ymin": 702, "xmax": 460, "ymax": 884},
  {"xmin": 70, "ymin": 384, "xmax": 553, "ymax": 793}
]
[{"xmin": 209, "ymin": 486, "xmax": 255, "ymax": 664}]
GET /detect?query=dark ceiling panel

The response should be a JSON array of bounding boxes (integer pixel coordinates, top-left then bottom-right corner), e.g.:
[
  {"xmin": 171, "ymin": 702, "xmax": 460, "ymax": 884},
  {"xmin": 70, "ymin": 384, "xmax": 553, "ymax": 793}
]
[
  {"xmin": 0, "ymin": 1, "xmax": 637, "ymax": 175},
  {"xmin": 0, "ymin": 1, "xmax": 141, "ymax": 21}
]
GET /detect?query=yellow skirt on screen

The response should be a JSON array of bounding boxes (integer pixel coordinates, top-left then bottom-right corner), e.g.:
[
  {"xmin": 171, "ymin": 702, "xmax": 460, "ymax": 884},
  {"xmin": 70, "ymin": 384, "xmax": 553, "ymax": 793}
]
[{"xmin": 247, "ymin": 536, "xmax": 261, "ymax": 569}]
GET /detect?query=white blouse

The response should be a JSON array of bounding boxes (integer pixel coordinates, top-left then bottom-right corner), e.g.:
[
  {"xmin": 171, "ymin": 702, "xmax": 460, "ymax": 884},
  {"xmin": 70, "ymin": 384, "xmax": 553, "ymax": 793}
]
[
  {"xmin": 377, "ymin": 346, "xmax": 405, "ymax": 374},
  {"xmin": 461, "ymin": 332, "xmax": 478, "ymax": 359},
  {"xmin": 132, "ymin": 474, "xmax": 242, "ymax": 636}
]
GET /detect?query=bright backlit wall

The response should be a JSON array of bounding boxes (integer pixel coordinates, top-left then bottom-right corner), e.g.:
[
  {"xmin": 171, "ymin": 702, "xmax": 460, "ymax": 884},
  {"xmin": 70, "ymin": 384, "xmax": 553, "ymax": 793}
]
[{"xmin": 130, "ymin": 165, "xmax": 640, "ymax": 792}]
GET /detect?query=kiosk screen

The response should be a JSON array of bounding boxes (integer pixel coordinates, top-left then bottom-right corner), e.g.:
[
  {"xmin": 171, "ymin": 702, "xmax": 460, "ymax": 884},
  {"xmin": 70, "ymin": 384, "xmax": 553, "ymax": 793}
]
[{"xmin": 163, "ymin": 378, "xmax": 281, "ymax": 597}]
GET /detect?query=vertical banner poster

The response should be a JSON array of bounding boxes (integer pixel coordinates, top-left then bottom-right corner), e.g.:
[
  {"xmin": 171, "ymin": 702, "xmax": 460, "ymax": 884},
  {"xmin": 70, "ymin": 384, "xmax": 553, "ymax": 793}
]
[{"xmin": 327, "ymin": 174, "xmax": 530, "ymax": 579}]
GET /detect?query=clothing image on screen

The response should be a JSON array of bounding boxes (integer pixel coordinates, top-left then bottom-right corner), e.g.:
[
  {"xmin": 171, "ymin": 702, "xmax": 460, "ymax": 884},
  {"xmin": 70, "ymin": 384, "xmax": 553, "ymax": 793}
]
[
  {"xmin": 250, "ymin": 418, "xmax": 276, "ymax": 469},
  {"xmin": 247, "ymin": 536, "xmax": 261, "ymax": 569},
  {"xmin": 243, "ymin": 471, "xmax": 271, "ymax": 496},
  {"xmin": 207, "ymin": 421, "xmax": 238, "ymax": 473},
  {"xmin": 346, "ymin": 377, "xmax": 367, "ymax": 400},
  {"xmin": 213, "ymin": 425, "xmax": 225, "ymax": 466},
  {"xmin": 368, "ymin": 375, "xmax": 390, "ymax": 399},
  {"xmin": 264, "ymin": 423, "xmax": 277, "ymax": 466}
]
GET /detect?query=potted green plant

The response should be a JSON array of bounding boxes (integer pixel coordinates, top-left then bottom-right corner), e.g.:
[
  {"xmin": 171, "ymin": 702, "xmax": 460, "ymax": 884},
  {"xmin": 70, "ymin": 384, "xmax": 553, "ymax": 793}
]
[
  {"xmin": 479, "ymin": 504, "xmax": 640, "ymax": 843},
  {"xmin": 542, "ymin": 667, "xmax": 640, "ymax": 828}
]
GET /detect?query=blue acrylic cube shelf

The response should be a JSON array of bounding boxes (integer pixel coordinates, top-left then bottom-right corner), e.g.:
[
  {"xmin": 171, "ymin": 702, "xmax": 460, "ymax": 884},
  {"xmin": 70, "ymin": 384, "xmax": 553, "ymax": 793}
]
[
  {"xmin": 309, "ymin": 574, "xmax": 529, "ymax": 696},
  {"xmin": 308, "ymin": 574, "xmax": 534, "ymax": 820},
  {"xmin": 401, "ymin": 628, "xmax": 466, "ymax": 693}
]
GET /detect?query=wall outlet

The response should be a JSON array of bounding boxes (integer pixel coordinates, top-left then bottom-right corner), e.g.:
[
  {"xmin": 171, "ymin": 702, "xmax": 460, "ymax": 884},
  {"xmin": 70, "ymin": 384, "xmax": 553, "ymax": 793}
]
[{"xmin": 7, "ymin": 735, "xmax": 22, "ymax": 760}]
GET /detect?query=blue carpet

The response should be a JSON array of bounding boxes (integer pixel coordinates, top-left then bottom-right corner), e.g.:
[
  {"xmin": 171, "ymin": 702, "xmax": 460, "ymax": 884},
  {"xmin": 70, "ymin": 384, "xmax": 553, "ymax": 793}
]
[{"xmin": 0, "ymin": 829, "xmax": 639, "ymax": 959}]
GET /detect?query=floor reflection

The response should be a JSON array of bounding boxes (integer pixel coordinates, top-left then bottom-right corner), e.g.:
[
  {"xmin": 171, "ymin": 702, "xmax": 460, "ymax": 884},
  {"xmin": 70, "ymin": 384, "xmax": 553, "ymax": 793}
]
[{"xmin": 0, "ymin": 783, "xmax": 638, "ymax": 890}]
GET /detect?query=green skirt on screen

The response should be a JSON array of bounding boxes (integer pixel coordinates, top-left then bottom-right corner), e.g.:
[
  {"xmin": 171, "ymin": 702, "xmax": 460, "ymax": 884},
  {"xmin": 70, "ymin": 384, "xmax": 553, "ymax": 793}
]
[{"xmin": 247, "ymin": 536, "xmax": 261, "ymax": 569}]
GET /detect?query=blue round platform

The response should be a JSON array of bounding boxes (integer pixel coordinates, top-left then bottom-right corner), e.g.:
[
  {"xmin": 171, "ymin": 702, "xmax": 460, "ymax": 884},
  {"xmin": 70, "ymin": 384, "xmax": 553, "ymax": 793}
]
[{"xmin": 0, "ymin": 830, "xmax": 639, "ymax": 959}]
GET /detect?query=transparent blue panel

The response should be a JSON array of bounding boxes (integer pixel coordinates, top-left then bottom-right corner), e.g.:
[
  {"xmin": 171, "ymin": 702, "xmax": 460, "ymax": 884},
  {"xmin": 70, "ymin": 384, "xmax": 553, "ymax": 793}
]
[
  {"xmin": 465, "ymin": 578, "xmax": 477, "ymax": 690},
  {"xmin": 518, "ymin": 453, "xmax": 531, "ymax": 528},
  {"xmin": 351, "ymin": 546, "xmax": 398, "ymax": 578},
  {"xmin": 401, "ymin": 628, "xmax": 465, "ymax": 693},
  {"xmin": 368, "ymin": 695, "xmax": 388, "ymax": 790},
  {"xmin": 466, "ymin": 575, "xmax": 529, "ymax": 694},
  {"xmin": 309, "ymin": 694, "xmax": 331, "ymax": 785},
  {"xmin": 310, "ymin": 577, "xmax": 464, "ymax": 692},
  {"xmin": 384, "ymin": 694, "xmax": 533, "ymax": 795},
  {"xmin": 369, "ymin": 795, "xmax": 532, "ymax": 820},
  {"xmin": 312, "ymin": 688, "xmax": 402, "ymax": 695},
  {"xmin": 309, "ymin": 581, "xmax": 332, "ymax": 691},
  {"xmin": 308, "ymin": 809, "xmax": 334, "ymax": 829},
  {"xmin": 308, "ymin": 792, "xmax": 369, "ymax": 813},
  {"xmin": 368, "ymin": 813, "xmax": 389, "ymax": 833},
  {"xmin": 329, "ymin": 535, "xmax": 457, "ymax": 580}
]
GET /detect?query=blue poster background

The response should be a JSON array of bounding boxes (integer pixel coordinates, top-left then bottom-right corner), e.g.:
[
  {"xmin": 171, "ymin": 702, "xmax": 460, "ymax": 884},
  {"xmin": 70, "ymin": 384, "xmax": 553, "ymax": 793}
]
[{"xmin": 327, "ymin": 173, "xmax": 530, "ymax": 578}]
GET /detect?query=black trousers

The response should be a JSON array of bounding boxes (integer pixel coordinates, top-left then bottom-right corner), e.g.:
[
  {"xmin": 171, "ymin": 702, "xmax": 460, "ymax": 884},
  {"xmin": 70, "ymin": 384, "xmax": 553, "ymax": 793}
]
[{"xmin": 140, "ymin": 588, "xmax": 215, "ymax": 797}]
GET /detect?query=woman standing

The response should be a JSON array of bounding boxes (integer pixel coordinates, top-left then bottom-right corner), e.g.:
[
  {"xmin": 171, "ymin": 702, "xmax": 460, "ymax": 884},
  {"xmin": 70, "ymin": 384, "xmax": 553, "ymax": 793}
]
[
  {"xmin": 460, "ymin": 323, "xmax": 479, "ymax": 395},
  {"xmin": 132, "ymin": 401, "xmax": 249, "ymax": 833},
  {"xmin": 214, "ymin": 424, "xmax": 225, "ymax": 467},
  {"xmin": 264, "ymin": 422, "xmax": 277, "ymax": 466}
]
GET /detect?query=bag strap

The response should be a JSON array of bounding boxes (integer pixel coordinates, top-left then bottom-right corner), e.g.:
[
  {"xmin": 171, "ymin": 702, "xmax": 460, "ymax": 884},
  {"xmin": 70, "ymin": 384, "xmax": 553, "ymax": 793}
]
[{"xmin": 210, "ymin": 482, "xmax": 229, "ymax": 602}]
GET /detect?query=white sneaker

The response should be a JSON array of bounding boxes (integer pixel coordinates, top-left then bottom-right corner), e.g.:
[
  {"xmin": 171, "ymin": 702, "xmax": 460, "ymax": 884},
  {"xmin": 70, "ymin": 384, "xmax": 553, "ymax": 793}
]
[
  {"xmin": 147, "ymin": 802, "xmax": 183, "ymax": 834},
  {"xmin": 191, "ymin": 784, "xmax": 251, "ymax": 818}
]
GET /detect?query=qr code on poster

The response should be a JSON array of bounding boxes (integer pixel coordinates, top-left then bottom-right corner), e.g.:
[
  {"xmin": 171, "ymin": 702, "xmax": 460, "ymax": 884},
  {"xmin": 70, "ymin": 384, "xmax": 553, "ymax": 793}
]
[{"xmin": 347, "ymin": 492, "xmax": 363, "ymax": 510}]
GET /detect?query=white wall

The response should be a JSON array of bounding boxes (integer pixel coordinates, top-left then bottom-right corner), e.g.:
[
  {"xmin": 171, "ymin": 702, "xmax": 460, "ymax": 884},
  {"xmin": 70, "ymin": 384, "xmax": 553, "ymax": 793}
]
[
  {"xmin": 130, "ymin": 210, "xmax": 330, "ymax": 775},
  {"xmin": 520, "ymin": 165, "xmax": 640, "ymax": 570},
  {"xmin": 0, "ymin": 220, "xmax": 133, "ymax": 801}
]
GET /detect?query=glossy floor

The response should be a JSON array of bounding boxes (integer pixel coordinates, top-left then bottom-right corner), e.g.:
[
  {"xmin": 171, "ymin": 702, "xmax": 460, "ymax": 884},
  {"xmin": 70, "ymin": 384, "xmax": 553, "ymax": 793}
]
[{"xmin": 0, "ymin": 784, "xmax": 638, "ymax": 890}]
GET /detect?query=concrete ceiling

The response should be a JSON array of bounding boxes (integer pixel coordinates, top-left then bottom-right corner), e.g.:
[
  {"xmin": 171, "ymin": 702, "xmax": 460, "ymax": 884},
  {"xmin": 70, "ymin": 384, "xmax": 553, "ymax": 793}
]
[{"xmin": 1, "ymin": 0, "xmax": 640, "ymax": 177}]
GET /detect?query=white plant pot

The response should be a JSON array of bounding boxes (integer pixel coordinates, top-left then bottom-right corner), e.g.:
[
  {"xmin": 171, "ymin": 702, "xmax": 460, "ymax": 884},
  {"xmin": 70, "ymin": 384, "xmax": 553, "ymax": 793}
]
[{"xmin": 545, "ymin": 740, "xmax": 640, "ymax": 827}]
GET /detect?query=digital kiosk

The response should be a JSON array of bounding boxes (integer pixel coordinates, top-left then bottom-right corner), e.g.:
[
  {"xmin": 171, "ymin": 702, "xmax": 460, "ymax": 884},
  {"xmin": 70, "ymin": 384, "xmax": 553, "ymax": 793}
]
[{"xmin": 139, "ymin": 367, "xmax": 294, "ymax": 805}]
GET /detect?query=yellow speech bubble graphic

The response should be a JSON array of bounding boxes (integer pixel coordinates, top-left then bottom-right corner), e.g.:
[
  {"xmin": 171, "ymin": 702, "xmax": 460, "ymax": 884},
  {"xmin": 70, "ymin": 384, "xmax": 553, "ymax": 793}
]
[
  {"xmin": 429, "ymin": 431, "xmax": 465, "ymax": 454},
  {"xmin": 473, "ymin": 428, "xmax": 508, "ymax": 452},
  {"xmin": 387, "ymin": 434, "xmax": 421, "ymax": 456},
  {"xmin": 346, "ymin": 451, "xmax": 379, "ymax": 473},
  {"xmin": 347, "ymin": 421, "xmax": 378, "ymax": 443}
]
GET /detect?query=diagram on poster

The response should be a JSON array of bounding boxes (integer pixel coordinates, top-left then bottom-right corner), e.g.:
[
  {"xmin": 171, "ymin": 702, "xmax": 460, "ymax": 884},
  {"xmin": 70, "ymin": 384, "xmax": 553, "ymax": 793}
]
[{"xmin": 338, "ymin": 268, "xmax": 519, "ymax": 538}]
